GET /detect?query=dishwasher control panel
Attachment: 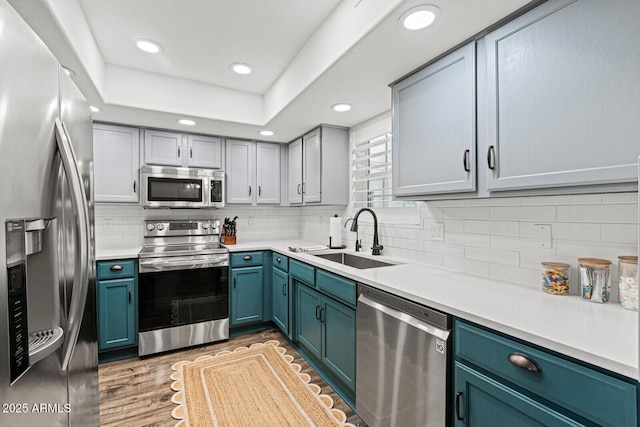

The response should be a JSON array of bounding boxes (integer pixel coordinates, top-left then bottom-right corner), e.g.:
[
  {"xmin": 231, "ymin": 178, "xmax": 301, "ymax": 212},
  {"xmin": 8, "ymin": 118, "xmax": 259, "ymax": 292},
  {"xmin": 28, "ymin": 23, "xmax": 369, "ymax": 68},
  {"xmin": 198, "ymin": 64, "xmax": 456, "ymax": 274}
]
[{"xmin": 357, "ymin": 283, "xmax": 450, "ymax": 329}]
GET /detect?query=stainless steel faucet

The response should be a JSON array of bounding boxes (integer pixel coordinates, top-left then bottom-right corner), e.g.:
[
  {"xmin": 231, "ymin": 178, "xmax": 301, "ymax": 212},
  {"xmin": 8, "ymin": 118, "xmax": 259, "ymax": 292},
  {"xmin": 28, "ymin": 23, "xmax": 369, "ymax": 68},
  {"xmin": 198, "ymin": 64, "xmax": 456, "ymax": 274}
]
[{"xmin": 349, "ymin": 208, "xmax": 383, "ymax": 255}]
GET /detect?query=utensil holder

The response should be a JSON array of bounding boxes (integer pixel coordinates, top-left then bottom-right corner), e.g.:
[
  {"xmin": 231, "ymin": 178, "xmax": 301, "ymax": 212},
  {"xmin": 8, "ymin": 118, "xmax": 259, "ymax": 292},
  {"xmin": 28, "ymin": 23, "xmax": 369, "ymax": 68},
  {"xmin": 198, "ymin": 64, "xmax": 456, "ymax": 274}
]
[{"xmin": 221, "ymin": 235, "xmax": 236, "ymax": 245}]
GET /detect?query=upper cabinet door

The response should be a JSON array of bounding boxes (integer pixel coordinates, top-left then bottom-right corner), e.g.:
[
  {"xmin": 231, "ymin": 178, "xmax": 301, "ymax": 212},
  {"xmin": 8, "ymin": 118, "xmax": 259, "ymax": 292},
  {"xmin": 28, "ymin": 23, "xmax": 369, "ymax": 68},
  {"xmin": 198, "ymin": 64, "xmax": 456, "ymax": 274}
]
[
  {"xmin": 225, "ymin": 139, "xmax": 254, "ymax": 204},
  {"xmin": 256, "ymin": 142, "xmax": 281, "ymax": 205},
  {"xmin": 392, "ymin": 42, "xmax": 476, "ymax": 197},
  {"xmin": 303, "ymin": 129, "xmax": 322, "ymax": 203},
  {"xmin": 93, "ymin": 124, "xmax": 140, "ymax": 203},
  {"xmin": 187, "ymin": 134, "xmax": 222, "ymax": 168},
  {"xmin": 288, "ymin": 138, "xmax": 303, "ymax": 204},
  {"xmin": 483, "ymin": 0, "xmax": 640, "ymax": 192},
  {"xmin": 144, "ymin": 129, "xmax": 183, "ymax": 166}
]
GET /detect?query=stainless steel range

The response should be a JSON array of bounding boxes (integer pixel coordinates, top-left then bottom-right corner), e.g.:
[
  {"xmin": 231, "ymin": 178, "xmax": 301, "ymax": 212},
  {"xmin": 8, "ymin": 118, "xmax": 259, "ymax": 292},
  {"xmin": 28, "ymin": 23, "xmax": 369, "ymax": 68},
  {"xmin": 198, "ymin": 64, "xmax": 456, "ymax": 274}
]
[{"xmin": 138, "ymin": 219, "xmax": 229, "ymax": 356}]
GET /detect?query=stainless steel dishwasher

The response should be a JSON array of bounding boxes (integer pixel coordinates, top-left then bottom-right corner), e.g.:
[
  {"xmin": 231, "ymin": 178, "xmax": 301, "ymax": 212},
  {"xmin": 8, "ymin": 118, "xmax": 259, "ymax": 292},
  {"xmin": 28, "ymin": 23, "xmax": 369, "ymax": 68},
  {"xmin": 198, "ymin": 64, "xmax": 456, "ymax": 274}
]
[{"xmin": 356, "ymin": 284, "xmax": 451, "ymax": 427}]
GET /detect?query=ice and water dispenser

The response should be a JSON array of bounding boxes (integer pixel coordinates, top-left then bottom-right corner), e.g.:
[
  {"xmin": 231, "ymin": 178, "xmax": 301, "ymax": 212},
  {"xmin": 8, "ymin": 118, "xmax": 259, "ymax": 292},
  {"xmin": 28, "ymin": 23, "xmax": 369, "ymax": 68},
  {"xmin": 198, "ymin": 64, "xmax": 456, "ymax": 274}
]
[{"xmin": 5, "ymin": 218, "xmax": 63, "ymax": 384}]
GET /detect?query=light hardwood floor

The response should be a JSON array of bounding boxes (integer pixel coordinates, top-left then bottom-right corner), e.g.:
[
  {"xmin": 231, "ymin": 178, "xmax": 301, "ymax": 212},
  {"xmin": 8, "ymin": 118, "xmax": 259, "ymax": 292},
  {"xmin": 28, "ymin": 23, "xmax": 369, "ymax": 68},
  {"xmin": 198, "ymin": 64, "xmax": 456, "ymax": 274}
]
[{"xmin": 99, "ymin": 327, "xmax": 364, "ymax": 426}]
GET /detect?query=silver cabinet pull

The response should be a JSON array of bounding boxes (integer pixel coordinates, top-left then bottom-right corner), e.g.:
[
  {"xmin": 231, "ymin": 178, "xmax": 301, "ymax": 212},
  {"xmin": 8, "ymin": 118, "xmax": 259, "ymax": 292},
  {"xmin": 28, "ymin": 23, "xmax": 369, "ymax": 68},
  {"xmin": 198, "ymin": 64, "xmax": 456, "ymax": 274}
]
[
  {"xmin": 190, "ymin": 147, "xmax": 193, "ymax": 158},
  {"xmin": 258, "ymin": 186, "xmax": 262, "ymax": 196},
  {"xmin": 276, "ymin": 257, "xmax": 281, "ymax": 262},
  {"xmin": 297, "ymin": 184, "xmax": 301, "ymax": 195},
  {"xmin": 463, "ymin": 149, "xmax": 470, "ymax": 172},
  {"xmin": 249, "ymin": 185, "xmax": 252, "ymax": 196},
  {"xmin": 133, "ymin": 180, "xmax": 137, "ymax": 193},
  {"xmin": 110, "ymin": 265, "xmax": 123, "ymax": 271},
  {"xmin": 243, "ymin": 255, "xmax": 252, "ymax": 261},
  {"xmin": 508, "ymin": 352, "xmax": 541, "ymax": 372},
  {"xmin": 487, "ymin": 145, "xmax": 496, "ymax": 170},
  {"xmin": 177, "ymin": 145, "xmax": 181, "ymax": 158},
  {"xmin": 302, "ymin": 183, "xmax": 306, "ymax": 194}
]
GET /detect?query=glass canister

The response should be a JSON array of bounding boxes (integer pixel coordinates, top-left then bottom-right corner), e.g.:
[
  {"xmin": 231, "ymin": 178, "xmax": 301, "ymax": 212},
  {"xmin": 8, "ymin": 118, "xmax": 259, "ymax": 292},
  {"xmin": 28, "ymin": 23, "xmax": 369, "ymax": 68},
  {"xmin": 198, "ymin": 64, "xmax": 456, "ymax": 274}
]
[
  {"xmin": 578, "ymin": 258, "xmax": 612, "ymax": 303},
  {"xmin": 541, "ymin": 262, "xmax": 570, "ymax": 295},
  {"xmin": 618, "ymin": 256, "xmax": 638, "ymax": 311}
]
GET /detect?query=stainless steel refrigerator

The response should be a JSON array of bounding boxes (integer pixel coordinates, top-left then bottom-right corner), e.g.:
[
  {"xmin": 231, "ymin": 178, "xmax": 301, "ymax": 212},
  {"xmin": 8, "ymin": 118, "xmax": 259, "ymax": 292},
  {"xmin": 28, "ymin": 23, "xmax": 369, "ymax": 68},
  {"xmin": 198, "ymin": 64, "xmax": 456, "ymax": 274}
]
[{"xmin": 0, "ymin": 1, "xmax": 99, "ymax": 425}]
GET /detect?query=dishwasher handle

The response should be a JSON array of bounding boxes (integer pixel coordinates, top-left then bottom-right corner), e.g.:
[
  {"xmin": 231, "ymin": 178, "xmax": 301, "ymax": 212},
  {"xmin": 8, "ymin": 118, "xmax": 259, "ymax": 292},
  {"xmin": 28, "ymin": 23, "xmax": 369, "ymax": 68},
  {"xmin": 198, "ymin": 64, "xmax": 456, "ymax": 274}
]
[{"xmin": 358, "ymin": 294, "xmax": 450, "ymax": 341}]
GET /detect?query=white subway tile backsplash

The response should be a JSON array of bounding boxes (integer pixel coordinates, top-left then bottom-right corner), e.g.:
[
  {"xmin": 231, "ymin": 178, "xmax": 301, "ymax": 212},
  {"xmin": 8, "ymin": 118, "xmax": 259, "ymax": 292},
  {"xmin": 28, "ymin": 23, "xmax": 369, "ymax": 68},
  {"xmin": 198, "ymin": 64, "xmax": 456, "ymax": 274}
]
[
  {"xmin": 602, "ymin": 193, "xmax": 638, "ymax": 204},
  {"xmin": 556, "ymin": 240, "xmax": 638, "ymax": 261},
  {"xmin": 442, "ymin": 207, "xmax": 490, "ymax": 220},
  {"xmin": 491, "ymin": 206, "xmax": 557, "ymax": 222},
  {"xmin": 489, "ymin": 264, "xmax": 539, "ymax": 287},
  {"xmin": 557, "ymin": 204, "xmax": 637, "ymax": 223},
  {"xmin": 465, "ymin": 246, "xmax": 519, "ymax": 266},
  {"xmin": 445, "ymin": 231, "xmax": 491, "ymax": 248},
  {"xmin": 406, "ymin": 250, "xmax": 443, "ymax": 266},
  {"xmin": 520, "ymin": 194, "xmax": 602, "ymax": 206},
  {"xmin": 465, "ymin": 220, "xmax": 519, "ymax": 236},
  {"xmin": 443, "ymin": 256, "xmax": 490, "ymax": 276},
  {"xmin": 425, "ymin": 241, "xmax": 465, "ymax": 257},
  {"xmin": 442, "ymin": 220, "xmax": 465, "ymax": 233},
  {"xmin": 601, "ymin": 224, "xmax": 639, "ymax": 244},
  {"xmin": 551, "ymin": 223, "xmax": 601, "ymax": 241},
  {"xmin": 491, "ymin": 234, "xmax": 556, "ymax": 255}
]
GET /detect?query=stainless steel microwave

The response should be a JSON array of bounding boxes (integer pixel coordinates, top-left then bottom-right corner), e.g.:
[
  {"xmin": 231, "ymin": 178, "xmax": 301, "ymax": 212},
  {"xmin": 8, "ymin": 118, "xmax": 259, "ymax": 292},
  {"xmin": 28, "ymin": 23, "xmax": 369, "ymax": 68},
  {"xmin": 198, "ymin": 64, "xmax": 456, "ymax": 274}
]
[{"xmin": 140, "ymin": 165, "xmax": 224, "ymax": 208}]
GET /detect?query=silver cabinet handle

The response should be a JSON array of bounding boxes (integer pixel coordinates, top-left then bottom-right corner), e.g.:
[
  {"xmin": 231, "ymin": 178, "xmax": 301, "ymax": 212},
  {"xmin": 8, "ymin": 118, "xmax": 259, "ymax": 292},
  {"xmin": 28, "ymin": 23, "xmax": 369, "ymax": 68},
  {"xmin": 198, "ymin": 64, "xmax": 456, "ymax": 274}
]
[
  {"xmin": 487, "ymin": 145, "xmax": 496, "ymax": 170},
  {"xmin": 55, "ymin": 119, "xmax": 90, "ymax": 372},
  {"xmin": 463, "ymin": 149, "xmax": 470, "ymax": 172},
  {"xmin": 177, "ymin": 145, "xmax": 181, "ymax": 158},
  {"xmin": 258, "ymin": 186, "xmax": 262, "ymax": 196},
  {"xmin": 133, "ymin": 180, "xmax": 137, "ymax": 193},
  {"xmin": 297, "ymin": 184, "xmax": 301, "ymax": 195},
  {"xmin": 190, "ymin": 147, "xmax": 193, "ymax": 158},
  {"xmin": 249, "ymin": 185, "xmax": 252, "ymax": 196},
  {"xmin": 302, "ymin": 183, "xmax": 306, "ymax": 194},
  {"xmin": 276, "ymin": 257, "xmax": 281, "ymax": 262},
  {"xmin": 110, "ymin": 265, "xmax": 123, "ymax": 271},
  {"xmin": 243, "ymin": 255, "xmax": 252, "ymax": 261},
  {"xmin": 508, "ymin": 352, "xmax": 541, "ymax": 372}
]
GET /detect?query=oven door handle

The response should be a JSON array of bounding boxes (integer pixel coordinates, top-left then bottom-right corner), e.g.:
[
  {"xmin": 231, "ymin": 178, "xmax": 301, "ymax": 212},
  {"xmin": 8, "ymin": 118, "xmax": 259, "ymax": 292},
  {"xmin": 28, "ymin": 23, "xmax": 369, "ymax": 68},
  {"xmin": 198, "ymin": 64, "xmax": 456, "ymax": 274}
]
[{"xmin": 139, "ymin": 255, "xmax": 229, "ymax": 272}]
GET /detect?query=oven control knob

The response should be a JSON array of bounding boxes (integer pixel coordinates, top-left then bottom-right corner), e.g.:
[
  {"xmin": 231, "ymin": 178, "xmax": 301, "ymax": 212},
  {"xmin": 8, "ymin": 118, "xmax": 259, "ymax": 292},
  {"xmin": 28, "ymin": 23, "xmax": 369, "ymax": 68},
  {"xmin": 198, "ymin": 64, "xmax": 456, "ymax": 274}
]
[
  {"xmin": 146, "ymin": 223, "xmax": 155, "ymax": 232},
  {"xmin": 156, "ymin": 223, "xmax": 165, "ymax": 231},
  {"xmin": 202, "ymin": 222, "xmax": 209, "ymax": 230}
]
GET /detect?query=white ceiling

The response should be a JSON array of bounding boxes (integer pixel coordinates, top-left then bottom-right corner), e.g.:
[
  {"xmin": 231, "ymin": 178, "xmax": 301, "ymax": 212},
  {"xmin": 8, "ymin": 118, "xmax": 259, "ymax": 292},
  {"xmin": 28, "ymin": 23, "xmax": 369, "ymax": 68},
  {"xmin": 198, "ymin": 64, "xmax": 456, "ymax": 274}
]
[{"xmin": 10, "ymin": 0, "xmax": 534, "ymax": 142}]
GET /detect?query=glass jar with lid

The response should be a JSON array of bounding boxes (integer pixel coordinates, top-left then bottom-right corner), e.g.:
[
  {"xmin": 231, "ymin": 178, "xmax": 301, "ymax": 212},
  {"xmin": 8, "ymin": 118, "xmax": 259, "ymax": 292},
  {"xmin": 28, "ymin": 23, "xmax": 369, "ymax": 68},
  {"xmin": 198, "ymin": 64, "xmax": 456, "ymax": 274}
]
[
  {"xmin": 618, "ymin": 256, "xmax": 638, "ymax": 311},
  {"xmin": 541, "ymin": 262, "xmax": 570, "ymax": 295},
  {"xmin": 578, "ymin": 258, "xmax": 611, "ymax": 303}
]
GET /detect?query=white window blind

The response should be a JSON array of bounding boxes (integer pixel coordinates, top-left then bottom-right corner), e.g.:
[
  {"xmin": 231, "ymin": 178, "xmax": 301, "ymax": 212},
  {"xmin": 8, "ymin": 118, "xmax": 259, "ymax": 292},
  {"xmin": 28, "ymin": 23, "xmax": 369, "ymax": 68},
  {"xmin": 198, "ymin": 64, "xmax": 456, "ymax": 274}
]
[{"xmin": 352, "ymin": 133, "xmax": 411, "ymax": 208}]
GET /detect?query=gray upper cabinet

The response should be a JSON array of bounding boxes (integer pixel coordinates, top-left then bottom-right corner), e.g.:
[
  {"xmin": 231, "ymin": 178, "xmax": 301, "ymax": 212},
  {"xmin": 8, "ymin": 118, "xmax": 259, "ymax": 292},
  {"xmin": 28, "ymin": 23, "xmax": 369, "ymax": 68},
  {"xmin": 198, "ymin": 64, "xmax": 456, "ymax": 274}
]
[
  {"xmin": 482, "ymin": 0, "xmax": 640, "ymax": 192},
  {"xmin": 288, "ymin": 126, "xmax": 349, "ymax": 205},
  {"xmin": 226, "ymin": 139, "xmax": 282, "ymax": 205},
  {"xmin": 392, "ymin": 42, "xmax": 476, "ymax": 197},
  {"xmin": 144, "ymin": 129, "xmax": 221, "ymax": 168},
  {"xmin": 93, "ymin": 123, "xmax": 140, "ymax": 203}
]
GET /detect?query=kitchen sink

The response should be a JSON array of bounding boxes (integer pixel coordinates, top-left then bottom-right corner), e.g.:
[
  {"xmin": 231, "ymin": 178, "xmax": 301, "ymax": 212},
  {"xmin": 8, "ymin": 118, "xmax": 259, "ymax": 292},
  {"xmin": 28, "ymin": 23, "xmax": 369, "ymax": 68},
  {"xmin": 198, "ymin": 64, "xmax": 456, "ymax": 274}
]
[{"xmin": 313, "ymin": 252, "xmax": 397, "ymax": 269}]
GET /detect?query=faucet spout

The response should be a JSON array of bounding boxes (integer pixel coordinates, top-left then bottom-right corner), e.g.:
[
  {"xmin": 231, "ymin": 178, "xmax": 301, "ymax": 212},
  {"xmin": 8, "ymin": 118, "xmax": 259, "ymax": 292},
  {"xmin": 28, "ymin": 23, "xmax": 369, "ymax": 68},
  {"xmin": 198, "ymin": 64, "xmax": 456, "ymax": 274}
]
[{"xmin": 351, "ymin": 208, "xmax": 384, "ymax": 255}]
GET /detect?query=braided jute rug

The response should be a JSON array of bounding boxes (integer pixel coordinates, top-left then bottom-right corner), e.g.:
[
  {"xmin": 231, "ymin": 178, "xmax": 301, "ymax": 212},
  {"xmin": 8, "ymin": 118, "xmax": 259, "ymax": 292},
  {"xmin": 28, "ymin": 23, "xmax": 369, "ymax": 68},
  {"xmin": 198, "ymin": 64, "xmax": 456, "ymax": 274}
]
[{"xmin": 170, "ymin": 340, "xmax": 356, "ymax": 427}]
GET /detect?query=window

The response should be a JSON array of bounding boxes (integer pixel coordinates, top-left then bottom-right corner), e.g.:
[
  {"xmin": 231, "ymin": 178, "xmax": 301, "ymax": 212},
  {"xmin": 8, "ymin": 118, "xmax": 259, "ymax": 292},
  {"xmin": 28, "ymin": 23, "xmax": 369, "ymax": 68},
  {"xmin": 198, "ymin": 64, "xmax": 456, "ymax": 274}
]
[{"xmin": 352, "ymin": 133, "xmax": 412, "ymax": 208}]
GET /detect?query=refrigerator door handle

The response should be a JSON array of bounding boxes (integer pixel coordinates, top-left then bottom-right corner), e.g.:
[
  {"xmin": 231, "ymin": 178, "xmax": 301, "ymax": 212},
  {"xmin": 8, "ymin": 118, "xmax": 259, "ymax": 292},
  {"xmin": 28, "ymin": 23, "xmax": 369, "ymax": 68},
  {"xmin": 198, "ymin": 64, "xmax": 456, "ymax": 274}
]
[{"xmin": 54, "ymin": 118, "xmax": 91, "ymax": 372}]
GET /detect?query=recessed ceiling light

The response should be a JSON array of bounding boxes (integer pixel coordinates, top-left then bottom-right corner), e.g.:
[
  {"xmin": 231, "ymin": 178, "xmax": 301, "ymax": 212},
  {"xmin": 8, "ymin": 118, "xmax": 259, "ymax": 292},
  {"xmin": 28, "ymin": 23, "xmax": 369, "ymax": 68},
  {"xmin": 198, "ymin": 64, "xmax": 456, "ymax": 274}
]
[
  {"xmin": 231, "ymin": 63, "xmax": 252, "ymax": 75},
  {"xmin": 178, "ymin": 119, "xmax": 196, "ymax": 126},
  {"xmin": 331, "ymin": 103, "xmax": 352, "ymax": 112},
  {"xmin": 260, "ymin": 130, "xmax": 274, "ymax": 136},
  {"xmin": 399, "ymin": 5, "xmax": 440, "ymax": 30},
  {"xmin": 90, "ymin": 106, "xmax": 100, "ymax": 113},
  {"xmin": 136, "ymin": 39, "xmax": 162, "ymax": 53}
]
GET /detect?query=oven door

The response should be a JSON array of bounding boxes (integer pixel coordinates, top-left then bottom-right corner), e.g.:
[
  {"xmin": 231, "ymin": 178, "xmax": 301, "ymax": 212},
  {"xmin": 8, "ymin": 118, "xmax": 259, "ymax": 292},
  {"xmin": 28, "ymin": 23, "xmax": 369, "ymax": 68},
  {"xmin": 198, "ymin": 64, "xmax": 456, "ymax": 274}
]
[{"xmin": 138, "ymin": 263, "xmax": 228, "ymax": 333}]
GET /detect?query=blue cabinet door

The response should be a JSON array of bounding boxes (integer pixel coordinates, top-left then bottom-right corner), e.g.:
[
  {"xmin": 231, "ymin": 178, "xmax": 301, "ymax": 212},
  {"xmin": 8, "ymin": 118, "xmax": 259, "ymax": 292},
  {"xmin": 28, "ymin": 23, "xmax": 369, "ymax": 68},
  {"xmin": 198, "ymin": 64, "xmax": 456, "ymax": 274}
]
[
  {"xmin": 321, "ymin": 297, "xmax": 356, "ymax": 391},
  {"xmin": 454, "ymin": 361, "xmax": 581, "ymax": 427},
  {"xmin": 97, "ymin": 278, "xmax": 136, "ymax": 351},
  {"xmin": 230, "ymin": 266, "xmax": 263, "ymax": 326},
  {"xmin": 272, "ymin": 267, "xmax": 289, "ymax": 335},
  {"xmin": 296, "ymin": 285, "xmax": 322, "ymax": 359}
]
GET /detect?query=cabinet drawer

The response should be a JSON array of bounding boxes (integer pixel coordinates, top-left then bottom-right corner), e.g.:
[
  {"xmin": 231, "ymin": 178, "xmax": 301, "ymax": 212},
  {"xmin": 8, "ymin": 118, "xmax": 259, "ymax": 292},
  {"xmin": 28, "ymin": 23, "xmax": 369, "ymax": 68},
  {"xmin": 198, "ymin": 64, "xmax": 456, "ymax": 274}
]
[
  {"xmin": 231, "ymin": 251, "xmax": 264, "ymax": 267},
  {"xmin": 272, "ymin": 252, "xmax": 289, "ymax": 272},
  {"xmin": 97, "ymin": 260, "xmax": 135, "ymax": 280},
  {"xmin": 455, "ymin": 321, "xmax": 637, "ymax": 427},
  {"xmin": 290, "ymin": 260, "xmax": 315, "ymax": 286},
  {"xmin": 316, "ymin": 270, "xmax": 356, "ymax": 305}
]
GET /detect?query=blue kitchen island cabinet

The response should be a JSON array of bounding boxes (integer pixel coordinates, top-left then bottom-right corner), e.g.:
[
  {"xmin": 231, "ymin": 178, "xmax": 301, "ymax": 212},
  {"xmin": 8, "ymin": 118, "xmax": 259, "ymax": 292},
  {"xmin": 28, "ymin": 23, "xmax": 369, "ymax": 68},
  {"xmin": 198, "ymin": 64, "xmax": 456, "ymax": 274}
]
[
  {"xmin": 296, "ymin": 277, "xmax": 356, "ymax": 395},
  {"xmin": 97, "ymin": 260, "xmax": 137, "ymax": 352},
  {"xmin": 230, "ymin": 251, "xmax": 267, "ymax": 327},
  {"xmin": 272, "ymin": 253, "xmax": 290, "ymax": 337},
  {"xmin": 453, "ymin": 320, "xmax": 638, "ymax": 426}
]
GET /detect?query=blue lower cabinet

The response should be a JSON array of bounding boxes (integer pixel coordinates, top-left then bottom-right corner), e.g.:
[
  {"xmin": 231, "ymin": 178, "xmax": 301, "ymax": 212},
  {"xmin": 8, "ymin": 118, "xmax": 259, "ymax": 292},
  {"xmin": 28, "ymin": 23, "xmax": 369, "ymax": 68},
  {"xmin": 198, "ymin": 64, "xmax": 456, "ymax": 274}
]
[
  {"xmin": 296, "ymin": 282, "xmax": 356, "ymax": 393},
  {"xmin": 321, "ymin": 297, "xmax": 356, "ymax": 391},
  {"xmin": 453, "ymin": 320, "xmax": 638, "ymax": 426},
  {"xmin": 230, "ymin": 266, "xmax": 263, "ymax": 326},
  {"xmin": 454, "ymin": 362, "xmax": 579, "ymax": 427},
  {"xmin": 272, "ymin": 267, "xmax": 289, "ymax": 335},
  {"xmin": 97, "ymin": 260, "xmax": 137, "ymax": 352}
]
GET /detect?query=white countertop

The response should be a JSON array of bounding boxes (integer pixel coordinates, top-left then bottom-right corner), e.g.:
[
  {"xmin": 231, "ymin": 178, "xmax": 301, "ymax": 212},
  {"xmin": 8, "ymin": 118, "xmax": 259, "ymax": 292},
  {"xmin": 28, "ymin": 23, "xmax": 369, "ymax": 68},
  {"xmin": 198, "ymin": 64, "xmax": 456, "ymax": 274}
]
[
  {"xmin": 228, "ymin": 240, "xmax": 639, "ymax": 381},
  {"xmin": 96, "ymin": 247, "xmax": 141, "ymax": 261}
]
